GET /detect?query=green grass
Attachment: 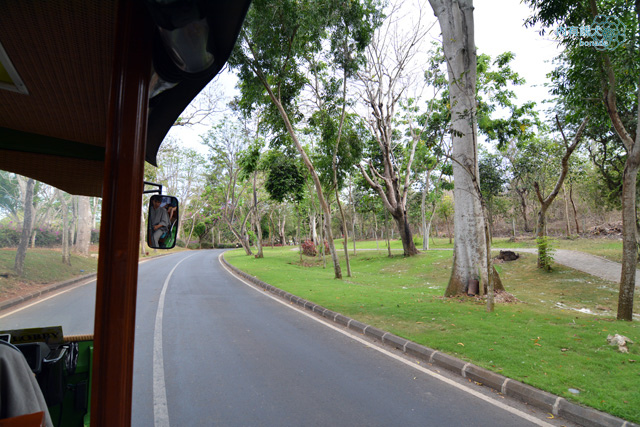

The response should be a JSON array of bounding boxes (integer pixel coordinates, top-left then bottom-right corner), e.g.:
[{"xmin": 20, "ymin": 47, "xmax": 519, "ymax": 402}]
[
  {"xmin": 0, "ymin": 249, "xmax": 98, "ymax": 300},
  {"xmin": 225, "ymin": 244, "xmax": 640, "ymax": 423}
]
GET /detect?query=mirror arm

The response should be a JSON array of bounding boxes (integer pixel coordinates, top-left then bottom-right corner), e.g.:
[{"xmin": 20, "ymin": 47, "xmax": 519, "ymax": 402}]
[{"xmin": 143, "ymin": 181, "xmax": 163, "ymax": 195}]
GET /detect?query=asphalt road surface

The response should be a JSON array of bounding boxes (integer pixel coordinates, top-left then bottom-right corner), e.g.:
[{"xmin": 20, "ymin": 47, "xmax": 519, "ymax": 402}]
[{"xmin": 1, "ymin": 250, "xmax": 573, "ymax": 427}]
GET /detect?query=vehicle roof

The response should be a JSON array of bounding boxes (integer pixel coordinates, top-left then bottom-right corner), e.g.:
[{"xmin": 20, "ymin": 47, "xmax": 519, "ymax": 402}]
[{"xmin": 0, "ymin": 0, "xmax": 250, "ymax": 196}]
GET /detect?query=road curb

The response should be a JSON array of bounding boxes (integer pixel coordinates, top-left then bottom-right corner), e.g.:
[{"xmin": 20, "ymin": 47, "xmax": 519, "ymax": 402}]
[
  {"xmin": 0, "ymin": 273, "xmax": 97, "ymax": 313},
  {"xmin": 220, "ymin": 254, "xmax": 637, "ymax": 427}
]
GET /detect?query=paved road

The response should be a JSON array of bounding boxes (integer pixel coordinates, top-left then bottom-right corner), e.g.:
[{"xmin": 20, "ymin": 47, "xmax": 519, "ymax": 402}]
[{"xmin": 1, "ymin": 250, "xmax": 570, "ymax": 426}]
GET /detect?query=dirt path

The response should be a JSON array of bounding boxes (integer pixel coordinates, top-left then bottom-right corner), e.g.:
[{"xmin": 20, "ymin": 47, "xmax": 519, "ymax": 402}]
[{"xmin": 495, "ymin": 248, "xmax": 639, "ymax": 284}]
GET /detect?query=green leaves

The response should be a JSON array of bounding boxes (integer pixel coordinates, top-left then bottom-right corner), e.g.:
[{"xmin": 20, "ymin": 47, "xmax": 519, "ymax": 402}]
[{"xmin": 263, "ymin": 150, "xmax": 306, "ymax": 203}]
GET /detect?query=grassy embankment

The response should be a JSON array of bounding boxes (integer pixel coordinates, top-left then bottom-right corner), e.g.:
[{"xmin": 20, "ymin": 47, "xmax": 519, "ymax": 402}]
[
  {"xmin": 0, "ymin": 245, "xmax": 183, "ymax": 302},
  {"xmin": 224, "ymin": 237, "xmax": 640, "ymax": 423},
  {"xmin": 0, "ymin": 249, "xmax": 98, "ymax": 301}
]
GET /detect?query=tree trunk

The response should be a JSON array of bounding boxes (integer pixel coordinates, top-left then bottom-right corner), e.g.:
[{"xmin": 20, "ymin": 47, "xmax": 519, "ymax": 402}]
[
  {"xmin": 14, "ymin": 178, "xmax": 34, "ymax": 276},
  {"xmin": 425, "ymin": 203, "xmax": 437, "ymax": 251},
  {"xmin": 225, "ymin": 212, "xmax": 253, "ymax": 256},
  {"xmin": 92, "ymin": 197, "xmax": 99, "ymax": 229},
  {"xmin": 588, "ymin": 0, "xmax": 639, "ymax": 320},
  {"xmin": 569, "ymin": 182, "xmax": 580, "ymax": 234},
  {"xmin": 444, "ymin": 214, "xmax": 452, "ymax": 245},
  {"xmin": 336, "ymin": 188, "xmax": 352, "ymax": 277},
  {"xmin": 59, "ymin": 190, "xmax": 71, "ymax": 266},
  {"xmin": 392, "ymin": 213, "xmax": 417, "ymax": 257},
  {"xmin": 318, "ymin": 212, "xmax": 326, "ymax": 268},
  {"xmin": 562, "ymin": 185, "xmax": 571, "ymax": 237},
  {"xmin": 269, "ymin": 211, "xmax": 275, "ymax": 248},
  {"xmin": 71, "ymin": 195, "xmax": 78, "ymax": 247},
  {"xmin": 186, "ymin": 217, "xmax": 196, "ymax": 248},
  {"xmin": 429, "ymin": 0, "xmax": 493, "ymax": 296},
  {"xmin": 310, "ymin": 212, "xmax": 318, "ymax": 245},
  {"xmin": 618, "ymin": 158, "xmax": 639, "ymax": 320},
  {"xmin": 76, "ymin": 196, "xmax": 92, "ymax": 255},
  {"xmin": 534, "ymin": 117, "xmax": 588, "ymax": 269},
  {"xmin": 254, "ymin": 218, "xmax": 264, "ymax": 258},
  {"xmin": 253, "ymin": 172, "xmax": 263, "ymax": 258},
  {"xmin": 488, "ymin": 205, "xmax": 494, "ymax": 244},
  {"xmin": 373, "ymin": 212, "xmax": 380, "ymax": 251},
  {"xmin": 250, "ymin": 59, "xmax": 341, "ymax": 278},
  {"xmin": 349, "ymin": 184, "xmax": 357, "ymax": 256},
  {"xmin": 279, "ymin": 216, "xmax": 286, "ymax": 246},
  {"xmin": 384, "ymin": 209, "xmax": 392, "ymax": 258},
  {"xmin": 421, "ymin": 179, "xmax": 429, "ymax": 250},
  {"xmin": 516, "ymin": 188, "xmax": 532, "ymax": 233},
  {"xmin": 536, "ymin": 206, "xmax": 548, "ymax": 241},
  {"xmin": 296, "ymin": 204, "xmax": 302, "ymax": 263},
  {"xmin": 140, "ymin": 210, "xmax": 146, "ymax": 256}
]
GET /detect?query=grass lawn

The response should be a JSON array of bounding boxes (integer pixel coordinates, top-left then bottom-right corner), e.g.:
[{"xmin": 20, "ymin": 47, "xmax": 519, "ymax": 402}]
[
  {"xmin": 0, "ymin": 248, "xmax": 98, "ymax": 301},
  {"xmin": 225, "ymin": 242, "xmax": 640, "ymax": 423}
]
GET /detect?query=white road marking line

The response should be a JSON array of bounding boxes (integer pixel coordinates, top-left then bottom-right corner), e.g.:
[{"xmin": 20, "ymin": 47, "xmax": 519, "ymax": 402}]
[
  {"xmin": 0, "ymin": 279, "xmax": 95, "ymax": 319},
  {"xmin": 153, "ymin": 254, "xmax": 196, "ymax": 427},
  {"xmin": 219, "ymin": 254, "xmax": 554, "ymax": 427}
]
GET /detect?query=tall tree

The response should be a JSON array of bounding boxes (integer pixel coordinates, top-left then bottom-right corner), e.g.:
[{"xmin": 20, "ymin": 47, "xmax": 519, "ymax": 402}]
[
  {"xmin": 229, "ymin": 0, "xmax": 381, "ymax": 278},
  {"xmin": 525, "ymin": 0, "xmax": 639, "ymax": 319},
  {"xmin": 156, "ymin": 137, "xmax": 207, "ymax": 242},
  {"xmin": 428, "ymin": 0, "xmax": 501, "ymax": 296},
  {"xmin": 478, "ymin": 151, "xmax": 507, "ymax": 240},
  {"xmin": 58, "ymin": 190, "xmax": 71, "ymax": 265},
  {"xmin": 358, "ymin": 3, "xmax": 435, "ymax": 257},
  {"xmin": 14, "ymin": 178, "xmax": 34, "ymax": 276},
  {"xmin": 76, "ymin": 196, "xmax": 92, "ymax": 256},
  {"xmin": 202, "ymin": 120, "xmax": 253, "ymax": 255},
  {"xmin": 533, "ymin": 118, "xmax": 589, "ymax": 269},
  {"xmin": 239, "ymin": 139, "xmax": 266, "ymax": 258}
]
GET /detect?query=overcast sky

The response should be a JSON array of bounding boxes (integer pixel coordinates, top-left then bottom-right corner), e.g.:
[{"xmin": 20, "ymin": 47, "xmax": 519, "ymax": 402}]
[
  {"xmin": 475, "ymin": 0, "xmax": 561, "ymax": 112},
  {"xmin": 167, "ymin": 0, "xmax": 562, "ymax": 154}
]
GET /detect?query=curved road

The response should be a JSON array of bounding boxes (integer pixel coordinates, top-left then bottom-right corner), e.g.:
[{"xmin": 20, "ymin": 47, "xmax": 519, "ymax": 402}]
[{"xmin": 1, "ymin": 250, "xmax": 572, "ymax": 426}]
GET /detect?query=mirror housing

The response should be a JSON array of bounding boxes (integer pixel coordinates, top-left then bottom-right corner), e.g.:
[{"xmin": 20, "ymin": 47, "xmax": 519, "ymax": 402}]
[{"xmin": 147, "ymin": 195, "xmax": 179, "ymax": 249}]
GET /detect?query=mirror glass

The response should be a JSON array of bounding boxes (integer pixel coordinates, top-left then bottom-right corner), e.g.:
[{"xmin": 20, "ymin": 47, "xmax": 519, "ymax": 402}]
[{"xmin": 147, "ymin": 195, "xmax": 179, "ymax": 249}]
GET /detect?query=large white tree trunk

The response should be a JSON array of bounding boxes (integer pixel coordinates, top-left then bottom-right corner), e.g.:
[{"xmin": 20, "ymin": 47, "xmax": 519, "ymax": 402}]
[
  {"xmin": 76, "ymin": 196, "xmax": 92, "ymax": 256},
  {"xmin": 58, "ymin": 190, "xmax": 71, "ymax": 265},
  {"xmin": 429, "ymin": 0, "xmax": 490, "ymax": 295},
  {"xmin": 14, "ymin": 178, "xmax": 34, "ymax": 276}
]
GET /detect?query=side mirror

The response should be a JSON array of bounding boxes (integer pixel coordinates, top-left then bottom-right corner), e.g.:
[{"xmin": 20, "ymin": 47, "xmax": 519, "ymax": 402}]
[{"xmin": 147, "ymin": 195, "xmax": 179, "ymax": 249}]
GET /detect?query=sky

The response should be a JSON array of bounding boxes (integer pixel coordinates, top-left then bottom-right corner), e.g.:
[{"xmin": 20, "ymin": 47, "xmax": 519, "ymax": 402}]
[
  {"xmin": 474, "ymin": 0, "xmax": 561, "ymax": 113},
  {"xmin": 167, "ymin": 0, "xmax": 563, "ymax": 155}
]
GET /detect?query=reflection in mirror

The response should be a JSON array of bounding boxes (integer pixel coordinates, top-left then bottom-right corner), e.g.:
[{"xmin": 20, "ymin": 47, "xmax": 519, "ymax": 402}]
[{"xmin": 147, "ymin": 195, "xmax": 179, "ymax": 249}]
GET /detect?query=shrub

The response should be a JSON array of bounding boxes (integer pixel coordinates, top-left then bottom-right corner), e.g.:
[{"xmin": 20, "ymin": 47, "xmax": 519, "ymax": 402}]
[
  {"xmin": 175, "ymin": 239, "xmax": 186, "ymax": 248},
  {"xmin": 536, "ymin": 235, "xmax": 556, "ymax": 271},
  {"xmin": 301, "ymin": 240, "xmax": 317, "ymax": 257},
  {"xmin": 187, "ymin": 242, "xmax": 200, "ymax": 250},
  {"xmin": 200, "ymin": 242, "xmax": 213, "ymax": 249},
  {"xmin": 0, "ymin": 226, "xmax": 21, "ymax": 248},
  {"xmin": 34, "ymin": 228, "xmax": 61, "ymax": 247}
]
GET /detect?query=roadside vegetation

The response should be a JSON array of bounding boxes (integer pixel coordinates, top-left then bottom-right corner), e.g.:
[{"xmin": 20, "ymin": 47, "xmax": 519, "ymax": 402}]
[
  {"xmin": 0, "ymin": 249, "xmax": 98, "ymax": 301},
  {"xmin": 0, "ymin": 246, "xmax": 184, "ymax": 303},
  {"xmin": 224, "ymin": 239, "xmax": 640, "ymax": 423},
  {"xmin": 1, "ymin": 0, "xmax": 639, "ymax": 420}
]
